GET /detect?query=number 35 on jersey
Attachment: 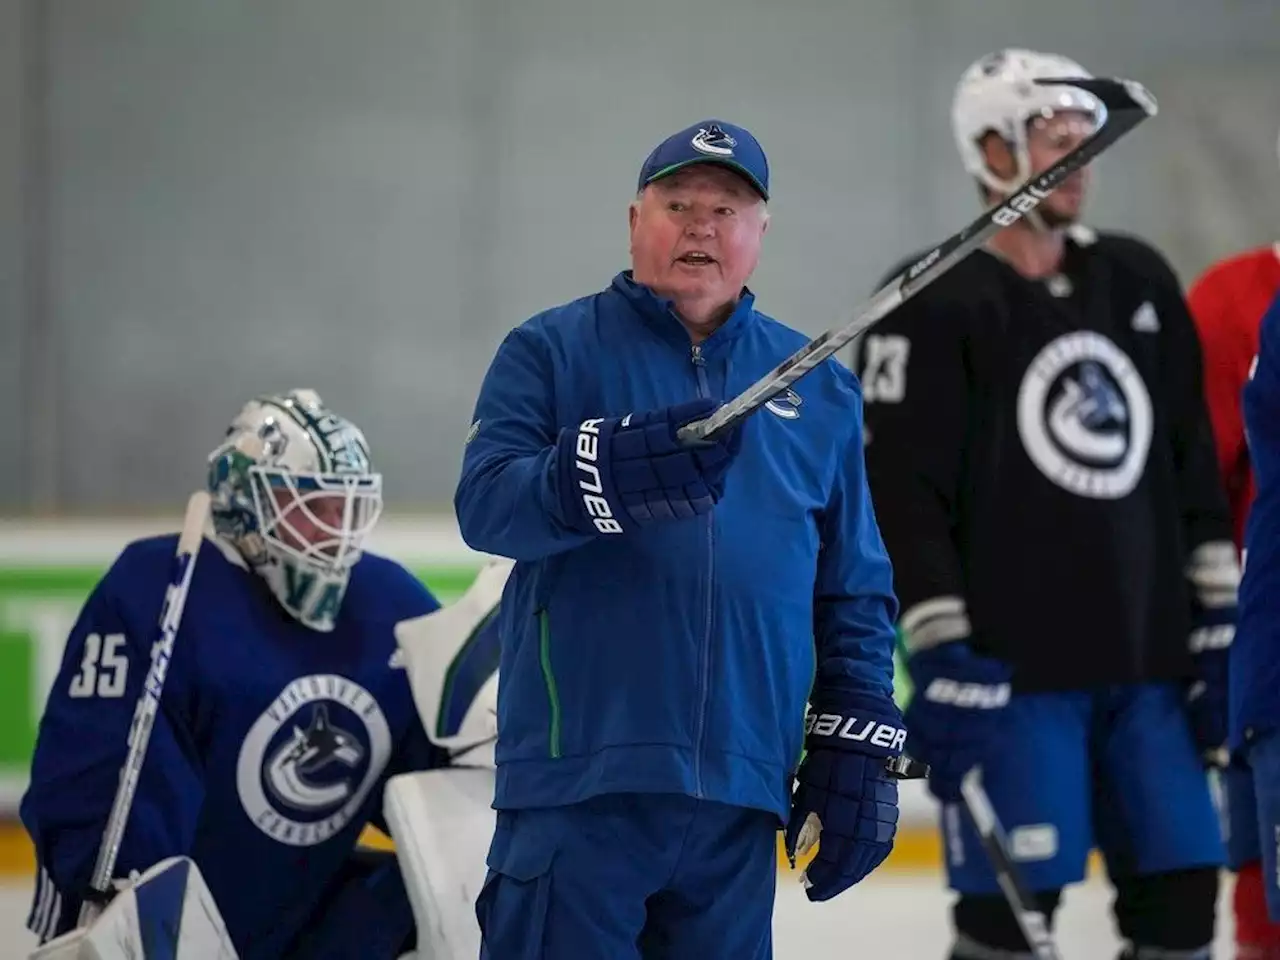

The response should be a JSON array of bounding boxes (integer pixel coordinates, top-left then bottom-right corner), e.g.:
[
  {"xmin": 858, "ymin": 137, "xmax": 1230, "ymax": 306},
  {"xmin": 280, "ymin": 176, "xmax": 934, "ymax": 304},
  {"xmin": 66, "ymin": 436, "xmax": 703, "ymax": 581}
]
[{"xmin": 68, "ymin": 632, "xmax": 129, "ymax": 699}]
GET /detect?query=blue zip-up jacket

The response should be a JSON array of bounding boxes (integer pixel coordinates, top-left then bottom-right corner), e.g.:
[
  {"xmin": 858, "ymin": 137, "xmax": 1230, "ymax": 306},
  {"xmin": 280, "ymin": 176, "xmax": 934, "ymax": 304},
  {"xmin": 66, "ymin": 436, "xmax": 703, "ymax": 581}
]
[
  {"xmin": 1234, "ymin": 291, "xmax": 1280, "ymax": 749},
  {"xmin": 455, "ymin": 271, "xmax": 899, "ymax": 821}
]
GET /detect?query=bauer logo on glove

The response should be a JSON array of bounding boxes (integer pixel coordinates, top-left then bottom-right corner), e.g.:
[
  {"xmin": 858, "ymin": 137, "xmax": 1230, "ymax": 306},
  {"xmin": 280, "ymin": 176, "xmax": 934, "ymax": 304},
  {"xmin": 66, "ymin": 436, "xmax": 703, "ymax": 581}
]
[
  {"xmin": 555, "ymin": 398, "xmax": 743, "ymax": 537},
  {"xmin": 572, "ymin": 418, "xmax": 623, "ymax": 534},
  {"xmin": 804, "ymin": 710, "xmax": 907, "ymax": 752}
]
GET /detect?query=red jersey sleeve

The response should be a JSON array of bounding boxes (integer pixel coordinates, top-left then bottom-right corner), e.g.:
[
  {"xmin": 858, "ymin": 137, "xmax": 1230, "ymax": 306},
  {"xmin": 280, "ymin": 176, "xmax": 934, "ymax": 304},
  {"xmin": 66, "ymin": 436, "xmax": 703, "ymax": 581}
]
[
  {"xmin": 1188, "ymin": 247, "xmax": 1280, "ymax": 547},
  {"xmin": 1189, "ymin": 264, "xmax": 1252, "ymax": 495}
]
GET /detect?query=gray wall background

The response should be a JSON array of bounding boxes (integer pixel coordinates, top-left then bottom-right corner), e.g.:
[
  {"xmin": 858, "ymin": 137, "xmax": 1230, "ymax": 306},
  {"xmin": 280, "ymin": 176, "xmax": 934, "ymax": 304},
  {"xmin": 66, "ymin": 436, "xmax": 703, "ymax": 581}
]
[{"xmin": 3, "ymin": 0, "xmax": 1279, "ymax": 514}]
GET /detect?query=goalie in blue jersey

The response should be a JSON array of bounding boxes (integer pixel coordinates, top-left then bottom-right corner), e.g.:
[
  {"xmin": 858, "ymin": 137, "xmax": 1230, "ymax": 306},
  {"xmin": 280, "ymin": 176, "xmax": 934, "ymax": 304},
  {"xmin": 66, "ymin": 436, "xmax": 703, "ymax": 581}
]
[{"xmin": 20, "ymin": 389, "xmax": 455, "ymax": 959}]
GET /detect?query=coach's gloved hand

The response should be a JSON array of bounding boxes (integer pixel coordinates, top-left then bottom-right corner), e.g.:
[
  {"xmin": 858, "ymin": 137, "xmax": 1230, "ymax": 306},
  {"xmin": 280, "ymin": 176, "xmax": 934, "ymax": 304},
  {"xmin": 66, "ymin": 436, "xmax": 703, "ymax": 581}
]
[
  {"xmin": 554, "ymin": 397, "xmax": 742, "ymax": 535},
  {"xmin": 785, "ymin": 691, "xmax": 905, "ymax": 902},
  {"xmin": 902, "ymin": 639, "xmax": 1011, "ymax": 802}
]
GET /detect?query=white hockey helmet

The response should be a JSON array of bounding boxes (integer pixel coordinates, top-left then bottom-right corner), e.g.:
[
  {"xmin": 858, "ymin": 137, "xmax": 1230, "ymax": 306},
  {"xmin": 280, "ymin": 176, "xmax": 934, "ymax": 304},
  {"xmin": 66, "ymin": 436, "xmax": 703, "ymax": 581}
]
[
  {"xmin": 952, "ymin": 48, "xmax": 1103, "ymax": 196},
  {"xmin": 206, "ymin": 389, "xmax": 383, "ymax": 632}
]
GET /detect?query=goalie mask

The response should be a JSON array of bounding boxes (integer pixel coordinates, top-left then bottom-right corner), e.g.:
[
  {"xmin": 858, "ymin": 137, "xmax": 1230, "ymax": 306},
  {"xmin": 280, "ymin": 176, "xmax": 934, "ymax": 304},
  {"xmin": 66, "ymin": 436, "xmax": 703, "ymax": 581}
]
[
  {"xmin": 206, "ymin": 389, "xmax": 383, "ymax": 632},
  {"xmin": 951, "ymin": 48, "xmax": 1102, "ymax": 199}
]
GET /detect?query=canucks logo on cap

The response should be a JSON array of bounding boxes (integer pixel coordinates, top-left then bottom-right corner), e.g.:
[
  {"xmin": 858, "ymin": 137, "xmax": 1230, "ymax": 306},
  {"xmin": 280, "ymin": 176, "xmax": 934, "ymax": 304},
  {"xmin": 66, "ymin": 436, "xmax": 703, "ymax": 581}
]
[{"xmin": 691, "ymin": 124, "xmax": 737, "ymax": 157}]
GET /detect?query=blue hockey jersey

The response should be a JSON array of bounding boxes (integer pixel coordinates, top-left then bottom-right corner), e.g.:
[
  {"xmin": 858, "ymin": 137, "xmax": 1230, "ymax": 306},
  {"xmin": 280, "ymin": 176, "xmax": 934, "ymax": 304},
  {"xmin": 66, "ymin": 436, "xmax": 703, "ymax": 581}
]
[
  {"xmin": 455, "ymin": 271, "xmax": 899, "ymax": 821},
  {"xmin": 20, "ymin": 534, "xmax": 446, "ymax": 959},
  {"xmin": 1234, "ymin": 290, "xmax": 1280, "ymax": 750}
]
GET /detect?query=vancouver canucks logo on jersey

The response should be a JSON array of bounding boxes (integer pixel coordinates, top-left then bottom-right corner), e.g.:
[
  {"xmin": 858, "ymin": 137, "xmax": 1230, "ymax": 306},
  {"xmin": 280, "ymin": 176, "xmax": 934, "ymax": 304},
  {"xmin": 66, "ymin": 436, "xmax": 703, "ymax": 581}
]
[
  {"xmin": 236, "ymin": 674, "xmax": 392, "ymax": 847},
  {"xmin": 265, "ymin": 705, "xmax": 364, "ymax": 811},
  {"xmin": 1016, "ymin": 331, "xmax": 1153, "ymax": 500}
]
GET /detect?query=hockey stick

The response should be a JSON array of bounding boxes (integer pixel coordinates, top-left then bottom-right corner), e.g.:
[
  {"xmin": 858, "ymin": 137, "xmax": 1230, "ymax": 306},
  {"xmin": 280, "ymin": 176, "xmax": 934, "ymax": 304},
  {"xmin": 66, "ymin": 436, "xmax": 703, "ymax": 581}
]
[
  {"xmin": 677, "ymin": 76, "xmax": 1158, "ymax": 444},
  {"xmin": 79, "ymin": 490, "xmax": 212, "ymax": 926},
  {"xmin": 959, "ymin": 767, "xmax": 1062, "ymax": 960}
]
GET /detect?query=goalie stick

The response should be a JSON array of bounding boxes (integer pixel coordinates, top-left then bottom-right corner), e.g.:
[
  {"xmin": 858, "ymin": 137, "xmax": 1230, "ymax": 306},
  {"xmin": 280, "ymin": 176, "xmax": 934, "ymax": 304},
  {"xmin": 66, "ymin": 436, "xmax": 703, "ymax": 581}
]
[
  {"xmin": 960, "ymin": 767, "xmax": 1062, "ymax": 960},
  {"xmin": 78, "ymin": 490, "xmax": 212, "ymax": 926},
  {"xmin": 677, "ymin": 75, "xmax": 1158, "ymax": 445}
]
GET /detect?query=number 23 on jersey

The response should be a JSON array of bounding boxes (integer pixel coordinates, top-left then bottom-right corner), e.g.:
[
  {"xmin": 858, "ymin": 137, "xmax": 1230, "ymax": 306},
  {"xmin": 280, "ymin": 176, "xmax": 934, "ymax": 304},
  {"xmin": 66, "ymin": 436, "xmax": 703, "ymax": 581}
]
[{"xmin": 860, "ymin": 334, "xmax": 911, "ymax": 404}]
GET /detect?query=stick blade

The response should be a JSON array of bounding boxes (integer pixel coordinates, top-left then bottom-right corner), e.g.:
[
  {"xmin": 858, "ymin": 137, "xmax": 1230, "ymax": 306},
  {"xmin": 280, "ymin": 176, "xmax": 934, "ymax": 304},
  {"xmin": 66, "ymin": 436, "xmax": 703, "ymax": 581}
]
[{"xmin": 1033, "ymin": 75, "xmax": 1159, "ymax": 117}]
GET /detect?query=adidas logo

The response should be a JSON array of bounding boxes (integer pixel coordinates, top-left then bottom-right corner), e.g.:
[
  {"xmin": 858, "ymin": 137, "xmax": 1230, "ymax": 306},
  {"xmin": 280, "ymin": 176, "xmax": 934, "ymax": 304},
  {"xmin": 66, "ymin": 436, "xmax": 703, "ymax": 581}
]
[{"xmin": 1131, "ymin": 301, "xmax": 1160, "ymax": 333}]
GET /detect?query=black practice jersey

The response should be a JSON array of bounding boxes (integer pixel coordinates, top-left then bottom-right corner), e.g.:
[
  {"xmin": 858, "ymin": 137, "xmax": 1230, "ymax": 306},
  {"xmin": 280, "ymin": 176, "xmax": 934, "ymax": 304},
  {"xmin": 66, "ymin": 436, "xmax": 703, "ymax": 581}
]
[{"xmin": 852, "ymin": 227, "xmax": 1234, "ymax": 692}]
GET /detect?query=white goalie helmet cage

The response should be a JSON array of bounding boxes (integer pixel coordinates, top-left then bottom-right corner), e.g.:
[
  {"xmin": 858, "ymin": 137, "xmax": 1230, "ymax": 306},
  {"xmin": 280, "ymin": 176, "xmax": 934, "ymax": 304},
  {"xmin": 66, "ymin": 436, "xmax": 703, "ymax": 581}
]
[
  {"xmin": 206, "ymin": 388, "xmax": 384, "ymax": 632},
  {"xmin": 951, "ymin": 48, "xmax": 1104, "ymax": 197}
]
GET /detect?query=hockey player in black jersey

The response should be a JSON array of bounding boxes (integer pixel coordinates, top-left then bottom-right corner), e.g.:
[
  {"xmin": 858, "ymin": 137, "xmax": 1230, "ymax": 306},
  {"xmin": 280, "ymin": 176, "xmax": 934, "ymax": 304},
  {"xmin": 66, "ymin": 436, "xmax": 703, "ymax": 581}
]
[{"xmin": 855, "ymin": 49, "xmax": 1238, "ymax": 960}]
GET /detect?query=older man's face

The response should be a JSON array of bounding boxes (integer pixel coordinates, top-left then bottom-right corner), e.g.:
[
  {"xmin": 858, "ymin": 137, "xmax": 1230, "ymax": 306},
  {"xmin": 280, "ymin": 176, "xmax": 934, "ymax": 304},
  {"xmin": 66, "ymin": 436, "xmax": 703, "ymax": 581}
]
[{"xmin": 629, "ymin": 166, "xmax": 767, "ymax": 316}]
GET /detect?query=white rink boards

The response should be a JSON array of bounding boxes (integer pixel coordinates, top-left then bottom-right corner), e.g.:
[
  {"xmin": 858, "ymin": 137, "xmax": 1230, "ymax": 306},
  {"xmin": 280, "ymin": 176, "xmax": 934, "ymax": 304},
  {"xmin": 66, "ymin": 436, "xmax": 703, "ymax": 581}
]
[{"xmin": 0, "ymin": 872, "xmax": 1237, "ymax": 959}]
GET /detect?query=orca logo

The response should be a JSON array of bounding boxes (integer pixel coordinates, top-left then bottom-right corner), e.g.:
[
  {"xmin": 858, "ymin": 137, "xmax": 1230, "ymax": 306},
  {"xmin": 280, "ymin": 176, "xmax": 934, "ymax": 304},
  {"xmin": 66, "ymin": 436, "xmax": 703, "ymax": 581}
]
[
  {"xmin": 265, "ymin": 705, "xmax": 364, "ymax": 811},
  {"xmin": 1017, "ymin": 331, "xmax": 1152, "ymax": 500},
  {"xmin": 237, "ymin": 674, "xmax": 392, "ymax": 847},
  {"xmin": 691, "ymin": 124, "xmax": 737, "ymax": 157},
  {"xmin": 765, "ymin": 387, "xmax": 803, "ymax": 420}
]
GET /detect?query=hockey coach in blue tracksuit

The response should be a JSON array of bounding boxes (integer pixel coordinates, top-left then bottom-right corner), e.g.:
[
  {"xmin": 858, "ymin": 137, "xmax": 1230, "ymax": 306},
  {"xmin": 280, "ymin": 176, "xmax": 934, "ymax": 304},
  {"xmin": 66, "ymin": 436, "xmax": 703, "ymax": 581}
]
[{"xmin": 456, "ymin": 119, "xmax": 905, "ymax": 959}]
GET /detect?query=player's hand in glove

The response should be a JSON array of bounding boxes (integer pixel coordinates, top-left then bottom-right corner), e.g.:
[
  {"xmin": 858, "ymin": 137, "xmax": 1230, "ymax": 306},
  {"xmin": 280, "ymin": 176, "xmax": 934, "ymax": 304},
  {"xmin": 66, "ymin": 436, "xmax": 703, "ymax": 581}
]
[
  {"xmin": 1184, "ymin": 542, "xmax": 1239, "ymax": 767},
  {"xmin": 785, "ymin": 691, "xmax": 906, "ymax": 901},
  {"xmin": 554, "ymin": 397, "xmax": 742, "ymax": 535},
  {"xmin": 1186, "ymin": 596, "xmax": 1235, "ymax": 767},
  {"xmin": 902, "ymin": 639, "xmax": 1012, "ymax": 802}
]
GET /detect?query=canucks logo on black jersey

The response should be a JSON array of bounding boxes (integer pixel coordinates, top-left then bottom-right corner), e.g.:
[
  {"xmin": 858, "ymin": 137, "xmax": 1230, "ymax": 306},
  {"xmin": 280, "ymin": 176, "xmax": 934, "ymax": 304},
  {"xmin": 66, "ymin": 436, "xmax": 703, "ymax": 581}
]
[
  {"xmin": 1016, "ymin": 331, "xmax": 1154, "ymax": 499},
  {"xmin": 236, "ymin": 674, "xmax": 392, "ymax": 847}
]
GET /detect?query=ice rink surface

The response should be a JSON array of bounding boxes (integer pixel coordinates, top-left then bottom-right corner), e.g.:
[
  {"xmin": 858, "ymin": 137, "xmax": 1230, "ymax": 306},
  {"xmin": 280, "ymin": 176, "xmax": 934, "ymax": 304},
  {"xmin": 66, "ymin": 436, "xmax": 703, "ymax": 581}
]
[{"xmin": 0, "ymin": 870, "xmax": 1238, "ymax": 959}]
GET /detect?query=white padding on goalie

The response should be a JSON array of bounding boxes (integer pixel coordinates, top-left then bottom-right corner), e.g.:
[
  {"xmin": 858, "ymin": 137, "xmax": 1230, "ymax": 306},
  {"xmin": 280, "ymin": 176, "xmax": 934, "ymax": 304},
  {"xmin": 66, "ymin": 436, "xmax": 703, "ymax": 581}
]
[
  {"xmin": 385, "ymin": 769, "xmax": 496, "ymax": 960},
  {"xmin": 29, "ymin": 856, "xmax": 237, "ymax": 960},
  {"xmin": 394, "ymin": 557, "xmax": 512, "ymax": 755}
]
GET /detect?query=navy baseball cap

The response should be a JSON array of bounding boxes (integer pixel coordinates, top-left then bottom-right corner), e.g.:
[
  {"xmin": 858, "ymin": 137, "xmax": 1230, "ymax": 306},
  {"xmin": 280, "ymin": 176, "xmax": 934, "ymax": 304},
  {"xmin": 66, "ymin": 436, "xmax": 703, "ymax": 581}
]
[{"xmin": 637, "ymin": 120, "xmax": 769, "ymax": 200}]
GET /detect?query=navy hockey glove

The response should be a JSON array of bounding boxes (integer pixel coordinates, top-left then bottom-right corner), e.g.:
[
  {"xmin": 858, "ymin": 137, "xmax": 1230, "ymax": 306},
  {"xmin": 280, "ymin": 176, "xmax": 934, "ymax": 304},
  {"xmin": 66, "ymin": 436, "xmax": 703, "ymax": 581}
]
[
  {"xmin": 554, "ymin": 397, "xmax": 742, "ymax": 535},
  {"xmin": 785, "ymin": 692, "xmax": 905, "ymax": 902},
  {"xmin": 902, "ymin": 640, "xmax": 1011, "ymax": 802},
  {"xmin": 1186, "ymin": 601, "xmax": 1234, "ymax": 767},
  {"xmin": 1184, "ymin": 542, "xmax": 1239, "ymax": 767}
]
